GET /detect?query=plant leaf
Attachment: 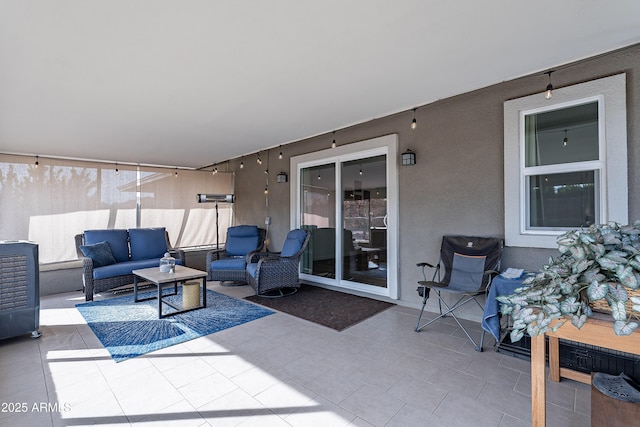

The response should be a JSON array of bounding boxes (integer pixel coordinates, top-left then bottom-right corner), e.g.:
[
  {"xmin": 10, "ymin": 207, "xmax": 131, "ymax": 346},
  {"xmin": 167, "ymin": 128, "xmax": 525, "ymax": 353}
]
[
  {"xmin": 613, "ymin": 320, "xmax": 639, "ymax": 336},
  {"xmin": 510, "ymin": 329, "xmax": 524, "ymax": 343},
  {"xmin": 571, "ymin": 313, "xmax": 587, "ymax": 329},
  {"xmin": 597, "ymin": 256, "xmax": 618, "ymax": 271},
  {"xmin": 610, "ymin": 300, "xmax": 626, "ymax": 321},
  {"xmin": 586, "ymin": 280, "xmax": 608, "ymax": 300}
]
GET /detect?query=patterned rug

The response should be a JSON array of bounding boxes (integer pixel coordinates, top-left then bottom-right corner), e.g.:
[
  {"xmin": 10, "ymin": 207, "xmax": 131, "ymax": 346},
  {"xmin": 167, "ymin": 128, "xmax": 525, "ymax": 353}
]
[
  {"xmin": 246, "ymin": 284, "xmax": 395, "ymax": 331},
  {"xmin": 76, "ymin": 288, "xmax": 273, "ymax": 362}
]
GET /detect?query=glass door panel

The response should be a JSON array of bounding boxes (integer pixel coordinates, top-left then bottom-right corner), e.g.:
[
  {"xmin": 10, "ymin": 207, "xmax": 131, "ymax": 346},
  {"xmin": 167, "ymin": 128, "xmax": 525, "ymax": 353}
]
[
  {"xmin": 300, "ymin": 163, "xmax": 337, "ymax": 278},
  {"xmin": 341, "ymin": 155, "xmax": 387, "ymax": 287}
]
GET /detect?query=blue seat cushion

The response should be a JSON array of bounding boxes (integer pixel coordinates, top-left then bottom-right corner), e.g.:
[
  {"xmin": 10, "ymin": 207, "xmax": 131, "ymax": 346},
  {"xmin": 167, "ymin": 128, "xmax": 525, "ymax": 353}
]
[
  {"xmin": 93, "ymin": 258, "xmax": 183, "ymax": 280},
  {"xmin": 129, "ymin": 228, "xmax": 168, "ymax": 261},
  {"xmin": 246, "ymin": 262, "xmax": 259, "ymax": 279},
  {"xmin": 210, "ymin": 257, "xmax": 246, "ymax": 271},
  {"xmin": 281, "ymin": 229, "xmax": 308, "ymax": 257},
  {"xmin": 84, "ymin": 229, "xmax": 130, "ymax": 263},
  {"xmin": 225, "ymin": 225, "xmax": 260, "ymax": 256},
  {"xmin": 80, "ymin": 241, "xmax": 116, "ymax": 267}
]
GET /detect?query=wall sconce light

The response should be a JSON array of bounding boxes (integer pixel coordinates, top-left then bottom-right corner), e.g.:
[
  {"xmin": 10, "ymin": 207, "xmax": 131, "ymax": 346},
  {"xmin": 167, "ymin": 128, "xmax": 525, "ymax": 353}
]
[
  {"xmin": 545, "ymin": 70, "xmax": 554, "ymax": 100},
  {"xmin": 276, "ymin": 171, "xmax": 288, "ymax": 183},
  {"xmin": 402, "ymin": 149, "xmax": 416, "ymax": 166}
]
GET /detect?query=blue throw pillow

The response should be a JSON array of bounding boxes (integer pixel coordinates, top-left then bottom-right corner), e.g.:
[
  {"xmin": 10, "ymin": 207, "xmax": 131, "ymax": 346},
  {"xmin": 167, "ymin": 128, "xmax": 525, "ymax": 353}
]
[{"xmin": 80, "ymin": 241, "xmax": 117, "ymax": 267}]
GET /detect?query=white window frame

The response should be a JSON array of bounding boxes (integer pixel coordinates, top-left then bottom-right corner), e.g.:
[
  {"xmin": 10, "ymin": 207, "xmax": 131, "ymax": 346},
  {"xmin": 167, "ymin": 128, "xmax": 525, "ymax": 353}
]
[{"xmin": 504, "ymin": 74, "xmax": 627, "ymax": 248}]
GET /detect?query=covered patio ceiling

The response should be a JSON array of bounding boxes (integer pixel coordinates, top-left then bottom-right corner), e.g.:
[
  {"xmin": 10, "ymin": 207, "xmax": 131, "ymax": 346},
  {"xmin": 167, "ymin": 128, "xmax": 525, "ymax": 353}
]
[{"xmin": 1, "ymin": 1, "xmax": 640, "ymax": 169}]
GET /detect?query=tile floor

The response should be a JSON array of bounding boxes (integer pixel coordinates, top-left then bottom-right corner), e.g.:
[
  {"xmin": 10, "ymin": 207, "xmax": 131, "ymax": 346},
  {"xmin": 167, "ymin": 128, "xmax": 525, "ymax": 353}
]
[{"xmin": 0, "ymin": 283, "xmax": 590, "ymax": 426}]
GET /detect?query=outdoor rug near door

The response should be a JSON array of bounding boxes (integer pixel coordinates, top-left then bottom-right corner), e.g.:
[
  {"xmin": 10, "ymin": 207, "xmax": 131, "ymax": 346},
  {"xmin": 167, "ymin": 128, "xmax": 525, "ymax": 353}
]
[
  {"xmin": 76, "ymin": 288, "xmax": 273, "ymax": 362},
  {"xmin": 245, "ymin": 284, "xmax": 394, "ymax": 331}
]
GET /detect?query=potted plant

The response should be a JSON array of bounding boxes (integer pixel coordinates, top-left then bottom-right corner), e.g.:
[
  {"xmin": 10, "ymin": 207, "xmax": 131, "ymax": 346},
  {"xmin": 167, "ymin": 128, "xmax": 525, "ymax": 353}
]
[{"xmin": 498, "ymin": 222, "xmax": 640, "ymax": 342}]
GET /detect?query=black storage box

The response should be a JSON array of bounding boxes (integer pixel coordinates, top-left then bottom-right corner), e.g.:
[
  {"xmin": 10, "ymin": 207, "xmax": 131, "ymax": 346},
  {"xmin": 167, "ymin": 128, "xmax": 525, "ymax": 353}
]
[{"xmin": 498, "ymin": 333, "xmax": 640, "ymax": 383}]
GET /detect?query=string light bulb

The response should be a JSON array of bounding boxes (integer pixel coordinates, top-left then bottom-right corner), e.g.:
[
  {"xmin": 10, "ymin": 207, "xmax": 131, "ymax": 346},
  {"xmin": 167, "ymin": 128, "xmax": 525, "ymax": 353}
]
[
  {"xmin": 278, "ymin": 146, "xmax": 283, "ymax": 160},
  {"xmin": 332, "ymin": 131, "xmax": 336, "ymax": 148},
  {"xmin": 35, "ymin": 155, "xmax": 39, "ymax": 168},
  {"xmin": 257, "ymin": 153, "xmax": 262, "ymax": 165},
  {"xmin": 411, "ymin": 108, "xmax": 417, "ymax": 130},
  {"xmin": 545, "ymin": 71, "xmax": 554, "ymax": 100},
  {"xmin": 115, "ymin": 162, "xmax": 119, "ymax": 175},
  {"xmin": 563, "ymin": 129, "xmax": 568, "ymax": 147},
  {"xmin": 175, "ymin": 168, "xmax": 178, "ymax": 178},
  {"xmin": 240, "ymin": 157, "xmax": 244, "ymax": 169}
]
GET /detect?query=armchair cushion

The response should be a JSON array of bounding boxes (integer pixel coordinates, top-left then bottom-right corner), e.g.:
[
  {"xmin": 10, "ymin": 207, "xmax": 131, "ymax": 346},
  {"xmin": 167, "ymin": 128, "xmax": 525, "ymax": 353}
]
[
  {"xmin": 281, "ymin": 229, "xmax": 308, "ymax": 257},
  {"xmin": 210, "ymin": 257, "xmax": 246, "ymax": 271},
  {"xmin": 84, "ymin": 229, "xmax": 130, "ymax": 263},
  {"xmin": 225, "ymin": 225, "xmax": 261, "ymax": 256},
  {"xmin": 129, "ymin": 227, "xmax": 168, "ymax": 261},
  {"xmin": 79, "ymin": 241, "xmax": 116, "ymax": 268}
]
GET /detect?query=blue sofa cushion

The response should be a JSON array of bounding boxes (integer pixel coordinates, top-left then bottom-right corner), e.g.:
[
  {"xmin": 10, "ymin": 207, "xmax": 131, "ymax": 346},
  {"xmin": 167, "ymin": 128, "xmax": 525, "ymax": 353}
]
[
  {"xmin": 129, "ymin": 228, "xmax": 168, "ymax": 261},
  {"xmin": 246, "ymin": 262, "xmax": 259, "ymax": 279},
  {"xmin": 210, "ymin": 257, "xmax": 246, "ymax": 271},
  {"xmin": 225, "ymin": 225, "xmax": 260, "ymax": 257},
  {"xmin": 80, "ymin": 241, "xmax": 117, "ymax": 267},
  {"xmin": 84, "ymin": 229, "xmax": 130, "ymax": 263},
  {"xmin": 281, "ymin": 229, "xmax": 307, "ymax": 257},
  {"xmin": 93, "ymin": 258, "xmax": 183, "ymax": 280}
]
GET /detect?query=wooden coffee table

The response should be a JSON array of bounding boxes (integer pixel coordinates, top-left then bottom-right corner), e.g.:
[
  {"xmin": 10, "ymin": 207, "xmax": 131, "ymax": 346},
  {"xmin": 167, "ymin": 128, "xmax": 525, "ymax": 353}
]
[{"xmin": 132, "ymin": 265, "xmax": 207, "ymax": 318}]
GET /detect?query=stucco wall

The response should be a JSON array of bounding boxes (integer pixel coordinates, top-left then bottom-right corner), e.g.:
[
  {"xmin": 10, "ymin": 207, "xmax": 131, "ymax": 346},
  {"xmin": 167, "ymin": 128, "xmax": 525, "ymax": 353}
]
[{"xmin": 231, "ymin": 44, "xmax": 640, "ymax": 320}]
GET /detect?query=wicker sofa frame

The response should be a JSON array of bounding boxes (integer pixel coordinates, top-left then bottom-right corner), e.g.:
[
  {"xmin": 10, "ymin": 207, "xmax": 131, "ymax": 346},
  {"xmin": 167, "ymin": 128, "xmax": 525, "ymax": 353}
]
[{"xmin": 75, "ymin": 230, "xmax": 184, "ymax": 301}]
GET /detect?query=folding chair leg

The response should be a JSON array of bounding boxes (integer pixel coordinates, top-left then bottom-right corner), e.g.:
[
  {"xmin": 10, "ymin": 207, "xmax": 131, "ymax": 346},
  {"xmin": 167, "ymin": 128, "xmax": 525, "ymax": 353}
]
[
  {"xmin": 416, "ymin": 292, "xmax": 486, "ymax": 351},
  {"xmin": 414, "ymin": 287, "xmax": 430, "ymax": 332}
]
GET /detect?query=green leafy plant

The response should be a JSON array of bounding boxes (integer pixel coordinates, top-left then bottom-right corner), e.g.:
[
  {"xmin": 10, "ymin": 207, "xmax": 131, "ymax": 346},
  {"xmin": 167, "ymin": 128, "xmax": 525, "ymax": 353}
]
[{"xmin": 498, "ymin": 222, "xmax": 640, "ymax": 342}]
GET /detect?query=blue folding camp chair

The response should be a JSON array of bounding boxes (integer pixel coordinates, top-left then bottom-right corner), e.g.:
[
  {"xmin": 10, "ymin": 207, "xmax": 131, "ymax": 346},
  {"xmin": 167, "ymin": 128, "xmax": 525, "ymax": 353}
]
[{"xmin": 415, "ymin": 235, "xmax": 503, "ymax": 351}]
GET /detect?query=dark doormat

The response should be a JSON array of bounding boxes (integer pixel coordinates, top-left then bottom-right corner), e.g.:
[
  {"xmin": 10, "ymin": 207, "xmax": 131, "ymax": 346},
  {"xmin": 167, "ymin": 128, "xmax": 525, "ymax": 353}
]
[{"xmin": 245, "ymin": 284, "xmax": 395, "ymax": 331}]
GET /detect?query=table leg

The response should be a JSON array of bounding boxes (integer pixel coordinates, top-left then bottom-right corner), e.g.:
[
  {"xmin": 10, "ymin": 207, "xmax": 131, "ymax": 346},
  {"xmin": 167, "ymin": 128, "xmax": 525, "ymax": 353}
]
[
  {"xmin": 134, "ymin": 276, "xmax": 139, "ymax": 302},
  {"xmin": 202, "ymin": 277, "xmax": 207, "ymax": 308},
  {"xmin": 548, "ymin": 336, "xmax": 560, "ymax": 382},
  {"xmin": 531, "ymin": 333, "xmax": 546, "ymax": 427},
  {"xmin": 158, "ymin": 281, "xmax": 162, "ymax": 318}
]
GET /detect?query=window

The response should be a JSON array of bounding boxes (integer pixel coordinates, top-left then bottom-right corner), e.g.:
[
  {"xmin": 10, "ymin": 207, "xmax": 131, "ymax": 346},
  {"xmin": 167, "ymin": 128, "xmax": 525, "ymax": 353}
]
[{"xmin": 504, "ymin": 74, "xmax": 627, "ymax": 248}]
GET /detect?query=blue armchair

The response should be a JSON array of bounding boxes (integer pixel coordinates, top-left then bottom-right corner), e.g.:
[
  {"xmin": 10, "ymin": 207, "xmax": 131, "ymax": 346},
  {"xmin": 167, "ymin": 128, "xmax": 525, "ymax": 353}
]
[
  {"xmin": 206, "ymin": 225, "xmax": 266, "ymax": 284},
  {"xmin": 246, "ymin": 229, "xmax": 311, "ymax": 297}
]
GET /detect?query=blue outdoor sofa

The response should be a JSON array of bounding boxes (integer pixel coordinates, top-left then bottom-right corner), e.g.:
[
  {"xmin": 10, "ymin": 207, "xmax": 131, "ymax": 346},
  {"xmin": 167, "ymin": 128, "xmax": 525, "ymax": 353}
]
[{"xmin": 75, "ymin": 227, "xmax": 184, "ymax": 301}]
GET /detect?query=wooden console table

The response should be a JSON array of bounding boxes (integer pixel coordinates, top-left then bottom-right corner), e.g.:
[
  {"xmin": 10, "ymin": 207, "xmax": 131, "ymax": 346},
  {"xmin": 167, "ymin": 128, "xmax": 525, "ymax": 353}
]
[{"xmin": 531, "ymin": 314, "xmax": 640, "ymax": 426}]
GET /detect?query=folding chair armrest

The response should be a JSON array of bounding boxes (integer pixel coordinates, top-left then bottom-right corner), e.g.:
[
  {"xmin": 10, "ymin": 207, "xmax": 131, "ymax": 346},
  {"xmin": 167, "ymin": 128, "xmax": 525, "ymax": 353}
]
[
  {"xmin": 484, "ymin": 269, "xmax": 500, "ymax": 276},
  {"xmin": 417, "ymin": 262, "xmax": 436, "ymax": 269}
]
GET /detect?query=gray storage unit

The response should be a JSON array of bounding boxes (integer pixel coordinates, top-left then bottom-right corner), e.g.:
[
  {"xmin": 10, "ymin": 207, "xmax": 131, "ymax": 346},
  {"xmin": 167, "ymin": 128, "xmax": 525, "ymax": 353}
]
[{"xmin": 0, "ymin": 241, "xmax": 41, "ymax": 340}]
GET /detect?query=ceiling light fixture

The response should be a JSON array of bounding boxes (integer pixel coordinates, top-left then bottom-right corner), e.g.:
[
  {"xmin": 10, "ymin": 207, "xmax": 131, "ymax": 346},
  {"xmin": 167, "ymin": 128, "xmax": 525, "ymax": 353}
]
[
  {"xmin": 545, "ymin": 71, "xmax": 554, "ymax": 100},
  {"xmin": 411, "ymin": 108, "xmax": 417, "ymax": 130}
]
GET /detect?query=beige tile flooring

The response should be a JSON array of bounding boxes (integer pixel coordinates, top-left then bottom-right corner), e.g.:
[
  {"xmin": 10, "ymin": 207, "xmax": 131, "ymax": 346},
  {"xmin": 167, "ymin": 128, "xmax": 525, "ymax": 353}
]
[{"xmin": 0, "ymin": 283, "xmax": 590, "ymax": 426}]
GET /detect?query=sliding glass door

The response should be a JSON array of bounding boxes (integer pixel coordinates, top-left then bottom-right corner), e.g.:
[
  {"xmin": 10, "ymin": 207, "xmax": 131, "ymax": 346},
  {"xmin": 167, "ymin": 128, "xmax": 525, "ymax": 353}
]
[{"xmin": 293, "ymin": 135, "xmax": 397, "ymax": 298}]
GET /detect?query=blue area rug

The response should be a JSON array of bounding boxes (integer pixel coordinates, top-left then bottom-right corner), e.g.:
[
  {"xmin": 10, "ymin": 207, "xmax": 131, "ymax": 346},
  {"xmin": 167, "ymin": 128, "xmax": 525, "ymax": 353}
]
[{"xmin": 76, "ymin": 288, "xmax": 273, "ymax": 362}]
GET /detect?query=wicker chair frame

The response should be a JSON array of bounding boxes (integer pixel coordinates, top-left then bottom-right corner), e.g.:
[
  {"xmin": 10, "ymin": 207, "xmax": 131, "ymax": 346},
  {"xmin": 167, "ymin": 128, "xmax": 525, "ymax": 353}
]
[
  {"xmin": 206, "ymin": 227, "xmax": 266, "ymax": 283},
  {"xmin": 246, "ymin": 230, "xmax": 311, "ymax": 297}
]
